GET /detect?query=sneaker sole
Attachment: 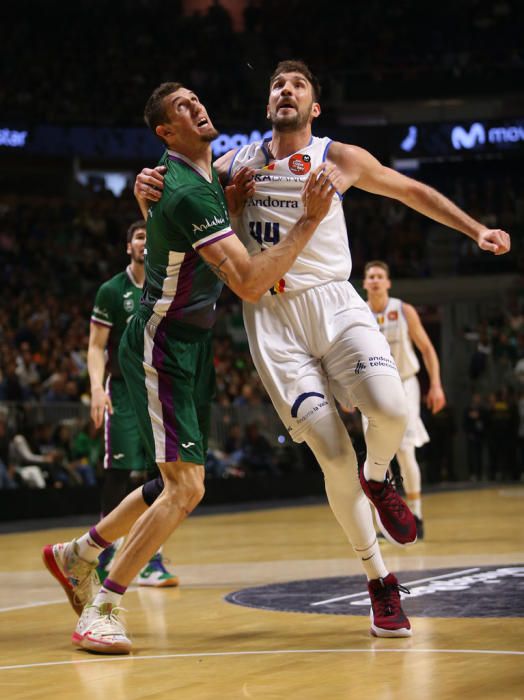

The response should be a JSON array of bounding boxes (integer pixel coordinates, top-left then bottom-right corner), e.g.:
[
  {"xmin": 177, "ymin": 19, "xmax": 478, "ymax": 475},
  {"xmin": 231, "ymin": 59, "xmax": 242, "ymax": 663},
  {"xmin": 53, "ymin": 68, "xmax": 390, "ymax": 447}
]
[
  {"xmin": 370, "ymin": 623, "xmax": 412, "ymax": 638},
  {"xmin": 370, "ymin": 611, "xmax": 412, "ymax": 637},
  {"xmin": 137, "ymin": 577, "xmax": 179, "ymax": 588},
  {"xmin": 374, "ymin": 509, "xmax": 417, "ymax": 548},
  {"xmin": 42, "ymin": 545, "xmax": 83, "ymax": 616},
  {"xmin": 72, "ymin": 632, "xmax": 131, "ymax": 654}
]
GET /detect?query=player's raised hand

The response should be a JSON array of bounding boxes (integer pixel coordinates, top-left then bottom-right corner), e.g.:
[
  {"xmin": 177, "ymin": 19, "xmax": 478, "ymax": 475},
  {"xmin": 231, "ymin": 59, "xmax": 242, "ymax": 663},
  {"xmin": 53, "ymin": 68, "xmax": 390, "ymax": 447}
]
[
  {"xmin": 477, "ymin": 228, "xmax": 511, "ymax": 255},
  {"xmin": 134, "ymin": 165, "xmax": 166, "ymax": 203},
  {"xmin": 224, "ymin": 166, "xmax": 256, "ymax": 217},
  {"xmin": 302, "ymin": 162, "xmax": 343, "ymax": 221}
]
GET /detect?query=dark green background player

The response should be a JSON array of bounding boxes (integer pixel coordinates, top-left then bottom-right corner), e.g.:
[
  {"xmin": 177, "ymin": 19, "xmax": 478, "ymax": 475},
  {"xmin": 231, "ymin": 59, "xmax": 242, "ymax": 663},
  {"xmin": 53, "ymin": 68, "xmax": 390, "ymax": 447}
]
[{"xmin": 88, "ymin": 220, "xmax": 178, "ymax": 587}]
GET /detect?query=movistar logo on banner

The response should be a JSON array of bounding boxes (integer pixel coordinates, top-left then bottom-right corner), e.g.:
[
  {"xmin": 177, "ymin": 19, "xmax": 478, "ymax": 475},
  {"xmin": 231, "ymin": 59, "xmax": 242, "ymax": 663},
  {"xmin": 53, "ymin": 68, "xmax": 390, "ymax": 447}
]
[
  {"xmin": 451, "ymin": 121, "xmax": 524, "ymax": 150},
  {"xmin": 451, "ymin": 123, "xmax": 486, "ymax": 149}
]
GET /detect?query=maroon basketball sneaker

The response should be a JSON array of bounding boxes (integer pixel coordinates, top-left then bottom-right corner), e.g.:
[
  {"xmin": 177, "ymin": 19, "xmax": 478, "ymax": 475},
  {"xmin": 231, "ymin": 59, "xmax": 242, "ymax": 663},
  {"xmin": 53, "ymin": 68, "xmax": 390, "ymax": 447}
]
[
  {"xmin": 359, "ymin": 467, "xmax": 417, "ymax": 546},
  {"xmin": 368, "ymin": 573, "xmax": 411, "ymax": 637}
]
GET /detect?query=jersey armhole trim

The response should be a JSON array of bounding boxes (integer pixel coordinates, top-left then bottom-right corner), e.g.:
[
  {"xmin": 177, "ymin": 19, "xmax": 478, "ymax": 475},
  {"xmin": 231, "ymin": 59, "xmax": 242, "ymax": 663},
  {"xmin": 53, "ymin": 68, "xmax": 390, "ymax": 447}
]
[
  {"xmin": 226, "ymin": 149, "xmax": 241, "ymax": 183},
  {"xmin": 261, "ymin": 138, "xmax": 271, "ymax": 165},
  {"xmin": 194, "ymin": 228, "xmax": 235, "ymax": 250},
  {"xmin": 323, "ymin": 139, "xmax": 344, "ymax": 201},
  {"xmin": 90, "ymin": 317, "xmax": 113, "ymax": 328}
]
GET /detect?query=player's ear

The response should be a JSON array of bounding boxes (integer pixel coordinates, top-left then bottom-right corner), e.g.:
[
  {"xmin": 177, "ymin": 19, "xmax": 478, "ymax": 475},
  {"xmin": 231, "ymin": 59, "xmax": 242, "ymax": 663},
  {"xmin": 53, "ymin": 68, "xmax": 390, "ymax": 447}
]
[
  {"xmin": 311, "ymin": 102, "xmax": 321, "ymax": 120},
  {"xmin": 156, "ymin": 124, "xmax": 172, "ymax": 141}
]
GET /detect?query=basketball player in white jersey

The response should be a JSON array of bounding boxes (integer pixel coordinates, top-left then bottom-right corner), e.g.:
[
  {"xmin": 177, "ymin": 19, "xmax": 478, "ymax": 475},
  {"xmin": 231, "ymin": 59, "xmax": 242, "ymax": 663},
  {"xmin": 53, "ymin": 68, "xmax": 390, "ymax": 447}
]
[
  {"xmin": 363, "ymin": 260, "xmax": 446, "ymax": 539},
  {"xmin": 135, "ymin": 60, "xmax": 510, "ymax": 637}
]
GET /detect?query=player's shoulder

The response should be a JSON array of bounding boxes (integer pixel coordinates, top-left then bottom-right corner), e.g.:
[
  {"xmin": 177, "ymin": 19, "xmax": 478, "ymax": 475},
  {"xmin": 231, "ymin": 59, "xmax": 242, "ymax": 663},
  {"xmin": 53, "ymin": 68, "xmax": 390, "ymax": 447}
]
[
  {"xmin": 231, "ymin": 139, "xmax": 267, "ymax": 169},
  {"xmin": 99, "ymin": 270, "xmax": 126, "ymax": 291},
  {"xmin": 399, "ymin": 300, "xmax": 419, "ymax": 319},
  {"xmin": 326, "ymin": 140, "xmax": 370, "ymax": 165}
]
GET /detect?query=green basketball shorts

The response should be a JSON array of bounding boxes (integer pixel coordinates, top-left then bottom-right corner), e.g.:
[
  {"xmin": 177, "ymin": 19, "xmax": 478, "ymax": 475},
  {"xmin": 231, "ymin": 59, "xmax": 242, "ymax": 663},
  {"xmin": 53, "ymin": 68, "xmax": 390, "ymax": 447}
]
[{"xmin": 119, "ymin": 309, "xmax": 215, "ymax": 466}]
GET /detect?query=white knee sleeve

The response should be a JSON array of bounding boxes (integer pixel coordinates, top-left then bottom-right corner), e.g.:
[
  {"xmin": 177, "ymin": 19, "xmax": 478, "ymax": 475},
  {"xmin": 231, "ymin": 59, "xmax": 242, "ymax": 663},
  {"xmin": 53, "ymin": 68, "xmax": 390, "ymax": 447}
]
[
  {"xmin": 396, "ymin": 445, "xmax": 421, "ymax": 495},
  {"xmin": 353, "ymin": 374, "xmax": 408, "ymax": 481}
]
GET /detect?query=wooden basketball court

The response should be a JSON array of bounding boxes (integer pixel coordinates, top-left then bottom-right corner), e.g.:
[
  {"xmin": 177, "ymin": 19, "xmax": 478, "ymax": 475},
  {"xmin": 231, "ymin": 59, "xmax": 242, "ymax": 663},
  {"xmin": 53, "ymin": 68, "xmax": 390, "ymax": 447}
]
[{"xmin": 0, "ymin": 486, "xmax": 523, "ymax": 699}]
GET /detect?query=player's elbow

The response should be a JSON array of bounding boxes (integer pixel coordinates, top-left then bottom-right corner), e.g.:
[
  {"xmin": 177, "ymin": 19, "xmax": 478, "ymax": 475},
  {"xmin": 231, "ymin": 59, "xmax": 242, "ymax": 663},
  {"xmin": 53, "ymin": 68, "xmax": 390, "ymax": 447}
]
[
  {"xmin": 232, "ymin": 283, "xmax": 264, "ymax": 304},
  {"xmin": 402, "ymin": 179, "xmax": 432, "ymax": 207}
]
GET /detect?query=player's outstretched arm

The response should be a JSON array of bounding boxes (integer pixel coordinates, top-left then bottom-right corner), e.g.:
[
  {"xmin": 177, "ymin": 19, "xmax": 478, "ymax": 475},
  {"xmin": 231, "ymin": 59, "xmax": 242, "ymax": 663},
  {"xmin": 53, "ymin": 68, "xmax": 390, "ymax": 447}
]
[
  {"xmin": 200, "ymin": 163, "xmax": 342, "ymax": 303},
  {"xmin": 328, "ymin": 142, "xmax": 511, "ymax": 255}
]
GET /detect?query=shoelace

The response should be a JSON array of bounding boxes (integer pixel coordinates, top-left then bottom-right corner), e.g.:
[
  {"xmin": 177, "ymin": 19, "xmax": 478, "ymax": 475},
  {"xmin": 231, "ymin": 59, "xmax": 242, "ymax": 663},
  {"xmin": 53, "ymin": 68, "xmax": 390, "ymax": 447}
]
[
  {"xmin": 85, "ymin": 605, "xmax": 128, "ymax": 638},
  {"xmin": 377, "ymin": 477, "xmax": 408, "ymax": 518},
  {"xmin": 373, "ymin": 581, "xmax": 411, "ymax": 617}
]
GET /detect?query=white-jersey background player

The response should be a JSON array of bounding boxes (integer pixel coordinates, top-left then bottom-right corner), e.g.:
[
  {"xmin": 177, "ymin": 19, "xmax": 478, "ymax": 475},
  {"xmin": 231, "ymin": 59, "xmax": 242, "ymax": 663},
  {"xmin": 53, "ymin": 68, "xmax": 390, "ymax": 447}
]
[
  {"xmin": 363, "ymin": 260, "xmax": 446, "ymax": 539},
  {"xmin": 135, "ymin": 59, "xmax": 511, "ymax": 638}
]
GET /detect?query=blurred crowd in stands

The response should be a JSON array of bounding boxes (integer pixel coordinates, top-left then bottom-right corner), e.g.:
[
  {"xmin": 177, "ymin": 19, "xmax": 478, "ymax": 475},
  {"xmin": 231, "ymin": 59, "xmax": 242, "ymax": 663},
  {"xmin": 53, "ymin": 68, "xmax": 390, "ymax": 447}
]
[
  {"xmin": 461, "ymin": 297, "xmax": 524, "ymax": 482},
  {"xmin": 2, "ymin": 0, "xmax": 523, "ymax": 127},
  {"xmin": 1, "ymin": 0, "xmax": 523, "ymax": 490},
  {"xmin": 0, "ymin": 160, "xmax": 523, "ymax": 489}
]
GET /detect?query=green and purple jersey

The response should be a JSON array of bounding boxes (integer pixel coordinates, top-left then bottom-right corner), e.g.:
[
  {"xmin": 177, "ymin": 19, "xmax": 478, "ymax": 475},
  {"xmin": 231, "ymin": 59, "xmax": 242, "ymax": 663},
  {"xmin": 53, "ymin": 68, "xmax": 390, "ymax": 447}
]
[
  {"xmin": 142, "ymin": 149, "xmax": 234, "ymax": 329},
  {"xmin": 91, "ymin": 266, "xmax": 142, "ymax": 378}
]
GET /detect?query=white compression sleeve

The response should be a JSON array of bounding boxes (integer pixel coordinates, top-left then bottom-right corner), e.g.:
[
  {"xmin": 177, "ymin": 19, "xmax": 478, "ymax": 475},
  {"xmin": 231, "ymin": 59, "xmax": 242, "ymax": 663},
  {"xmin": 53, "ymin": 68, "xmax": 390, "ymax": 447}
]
[{"xmin": 304, "ymin": 413, "xmax": 388, "ymax": 580}]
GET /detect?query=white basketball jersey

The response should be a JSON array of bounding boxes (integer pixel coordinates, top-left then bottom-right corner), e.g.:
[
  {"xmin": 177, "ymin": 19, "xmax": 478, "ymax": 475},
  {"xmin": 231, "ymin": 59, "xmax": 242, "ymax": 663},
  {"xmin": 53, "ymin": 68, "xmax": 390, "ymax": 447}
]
[
  {"xmin": 230, "ymin": 136, "xmax": 351, "ymax": 293},
  {"xmin": 370, "ymin": 297, "xmax": 420, "ymax": 380}
]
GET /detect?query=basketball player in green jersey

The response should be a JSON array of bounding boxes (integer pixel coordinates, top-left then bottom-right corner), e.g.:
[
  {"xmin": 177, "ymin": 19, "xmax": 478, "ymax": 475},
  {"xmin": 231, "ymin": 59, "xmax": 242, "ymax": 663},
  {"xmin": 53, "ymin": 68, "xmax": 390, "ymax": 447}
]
[
  {"xmin": 43, "ymin": 81, "xmax": 342, "ymax": 654},
  {"xmin": 89, "ymin": 220, "xmax": 178, "ymax": 587}
]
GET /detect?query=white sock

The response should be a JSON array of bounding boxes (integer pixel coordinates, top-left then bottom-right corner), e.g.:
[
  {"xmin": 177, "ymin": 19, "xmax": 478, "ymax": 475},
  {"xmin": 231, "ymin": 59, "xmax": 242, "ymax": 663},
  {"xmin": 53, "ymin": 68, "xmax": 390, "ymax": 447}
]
[
  {"xmin": 407, "ymin": 497, "xmax": 422, "ymax": 519},
  {"xmin": 363, "ymin": 459, "xmax": 388, "ymax": 483},
  {"xmin": 92, "ymin": 587, "xmax": 123, "ymax": 609},
  {"xmin": 354, "ymin": 539, "xmax": 389, "ymax": 580},
  {"xmin": 75, "ymin": 529, "xmax": 109, "ymax": 563}
]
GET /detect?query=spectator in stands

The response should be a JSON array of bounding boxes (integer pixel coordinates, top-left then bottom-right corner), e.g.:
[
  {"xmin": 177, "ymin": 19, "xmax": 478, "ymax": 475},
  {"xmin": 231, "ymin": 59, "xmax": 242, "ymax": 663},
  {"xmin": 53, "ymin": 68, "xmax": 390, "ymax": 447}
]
[
  {"xmin": 463, "ymin": 393, "xmax": 488, "ymax": 480},
  {"xmin": 53, "ymin": 423, "xmax": 97, "ymax": 486},
  {"xmin": 424, "ymin": 404, "xmax": 457, "ymax": 483},
  {"xmin": 71, "ymin": 420, "xmax": 102, "ymax": 484},
  {"xmin": 241, "ymin": 423, "xmax": 277, "ymax": 476},
  {"xmin": 485, "ymin": 390, "xmax": 519, "ymax": 481},
  {"xmin": 9, "ymin": 424, "xmax": 54, "ymax": 488},
  {"xmin": 0, "ymin": 360, "xmax": 26, "ymax": 401},
  {"xmin": 0, "ymin": 416, "xmax": 19, "ymax": 489},
  {"xmin": 15, "ymin": 341, "xmax": 40, "ymax": 399}
]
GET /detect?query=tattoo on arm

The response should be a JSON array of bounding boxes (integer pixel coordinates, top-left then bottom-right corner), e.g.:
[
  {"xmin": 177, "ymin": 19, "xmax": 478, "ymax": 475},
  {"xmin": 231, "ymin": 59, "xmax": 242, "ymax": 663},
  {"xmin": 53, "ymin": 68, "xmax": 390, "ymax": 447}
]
[{"xmin": 208, "ymin": 256, "xmax": 229, "ymax": 284}]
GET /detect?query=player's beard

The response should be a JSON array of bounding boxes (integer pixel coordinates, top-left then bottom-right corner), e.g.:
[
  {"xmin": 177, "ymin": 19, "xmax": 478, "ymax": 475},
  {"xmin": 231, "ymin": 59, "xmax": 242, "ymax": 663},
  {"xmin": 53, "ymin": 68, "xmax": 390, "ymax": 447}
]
[
  {"xmin": 132, "ymin": 251, "xmax": 145, "ymax": 264},
  {"xmin": 200, "ymin": 127, "xmax": 219, "ymax": 142},
  {"xmin": 270, "ymin": 104, "xmax": 312, "ymax": 133}
]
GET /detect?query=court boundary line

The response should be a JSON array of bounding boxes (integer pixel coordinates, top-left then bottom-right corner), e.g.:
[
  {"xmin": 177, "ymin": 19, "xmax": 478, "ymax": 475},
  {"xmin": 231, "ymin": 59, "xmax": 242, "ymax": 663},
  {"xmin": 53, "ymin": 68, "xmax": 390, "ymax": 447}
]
[
  {"xmin": 1, "ymin": 647, "xmax": 523, "ymax": 671},
  {"xmin": 0, "ymin": 599, "xmax": 65, "ymax": 613}
]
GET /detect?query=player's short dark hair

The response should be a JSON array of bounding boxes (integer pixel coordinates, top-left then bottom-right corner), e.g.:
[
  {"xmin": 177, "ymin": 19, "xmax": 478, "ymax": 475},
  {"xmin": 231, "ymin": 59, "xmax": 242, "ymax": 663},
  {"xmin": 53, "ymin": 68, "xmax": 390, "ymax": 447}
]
[
  {"xmin": 269, "ymin": 60, "xmax": 321, "ymax": 101},
  {"xmin": 364, "ymin": 260, "xmax": 390, "ymax": 278},
  {"xmin": 127, "ymin": 220, "xmax": 146, "ymax": 243},
  {"xmin": 144, "ymin": 82, "xmax": 184, "ymax": 133}
]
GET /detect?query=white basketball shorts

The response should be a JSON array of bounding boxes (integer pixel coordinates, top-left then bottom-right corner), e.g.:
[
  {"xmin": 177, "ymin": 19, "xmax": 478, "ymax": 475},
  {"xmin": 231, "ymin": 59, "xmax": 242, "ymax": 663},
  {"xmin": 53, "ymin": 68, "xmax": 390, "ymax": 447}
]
[{"xmin": 242, "ymin": 280, "xmax": 400, "ymax": 442}]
